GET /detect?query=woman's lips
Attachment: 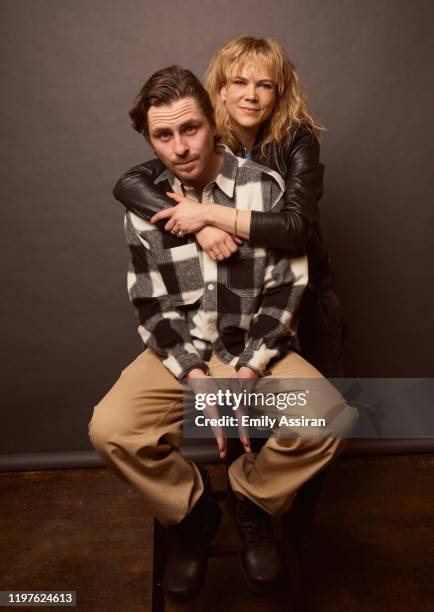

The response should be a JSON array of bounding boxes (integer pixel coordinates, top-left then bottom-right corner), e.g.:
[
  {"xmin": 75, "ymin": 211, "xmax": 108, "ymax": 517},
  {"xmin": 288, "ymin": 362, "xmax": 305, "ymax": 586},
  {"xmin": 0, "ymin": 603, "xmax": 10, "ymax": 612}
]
[{"xmin": 240, "ymin": 107, "xmax": 260, "ymax": 114}]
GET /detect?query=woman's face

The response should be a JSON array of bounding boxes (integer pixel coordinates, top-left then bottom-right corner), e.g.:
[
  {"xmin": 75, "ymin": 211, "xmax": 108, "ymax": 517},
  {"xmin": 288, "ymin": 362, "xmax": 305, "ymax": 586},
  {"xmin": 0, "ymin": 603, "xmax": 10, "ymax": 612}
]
[{"xmin": 220, "ymin": 62, "xmax": 276, "ymax": 140}]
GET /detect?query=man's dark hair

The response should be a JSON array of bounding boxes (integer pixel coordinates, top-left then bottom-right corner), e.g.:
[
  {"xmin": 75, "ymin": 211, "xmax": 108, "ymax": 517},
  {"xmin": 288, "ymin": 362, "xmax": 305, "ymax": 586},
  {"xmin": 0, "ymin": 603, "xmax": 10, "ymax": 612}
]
[{"xmin": 129, "ymin": 65, "xmax": 216, "ymax": 140}]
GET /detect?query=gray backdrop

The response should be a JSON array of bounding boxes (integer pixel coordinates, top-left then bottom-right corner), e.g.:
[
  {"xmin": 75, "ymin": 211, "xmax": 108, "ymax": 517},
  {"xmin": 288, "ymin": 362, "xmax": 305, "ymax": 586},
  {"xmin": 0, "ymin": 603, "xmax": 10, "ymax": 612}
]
[{"xmin": 1, "ymin": 0, "xmax": 433, "ymax": 456}]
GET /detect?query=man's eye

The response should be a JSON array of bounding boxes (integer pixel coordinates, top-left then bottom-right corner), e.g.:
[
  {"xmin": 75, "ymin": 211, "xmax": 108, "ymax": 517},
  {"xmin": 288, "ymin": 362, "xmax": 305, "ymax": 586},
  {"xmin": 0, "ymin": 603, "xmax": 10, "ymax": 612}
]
[
  {"xmin": 184, "ymin": 125, "xmax": 197, "ymax": 134},
  {"xmin": 158, "ymin": 132, "xmax": 171, "ymax": 140}
]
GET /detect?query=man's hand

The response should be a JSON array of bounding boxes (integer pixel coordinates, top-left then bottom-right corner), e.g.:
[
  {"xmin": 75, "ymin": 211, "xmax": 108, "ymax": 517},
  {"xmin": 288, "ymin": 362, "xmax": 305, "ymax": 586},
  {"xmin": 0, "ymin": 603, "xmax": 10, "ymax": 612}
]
[
  {"xmin": 234, "ymin": 366, "xmax": 259, "ymax": 381},
  {"xmin": 231, "ymin": 366, "xmax": 259, "ymax": 455},
  {"xmin": 185, "ymin": 368, "xmax": 227, "ymax": 460},
  {"xmin": 195, "ymin": 226, "xmax": 243, "ymax": 261},
  {"xmin": 150, "ymin": 192, "xmax": 210, "ymax": 234}
]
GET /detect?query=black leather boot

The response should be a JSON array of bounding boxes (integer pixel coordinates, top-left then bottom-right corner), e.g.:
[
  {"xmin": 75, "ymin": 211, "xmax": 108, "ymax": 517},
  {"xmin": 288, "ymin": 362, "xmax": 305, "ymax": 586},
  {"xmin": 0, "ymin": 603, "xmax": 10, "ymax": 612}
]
[
  {"xmin": 163, "ymin": 465, "xmax": 222, "ymax": 604},
  {"xmin": 228, "ymin": 486, "xmax": 283, "ymax": 594}
]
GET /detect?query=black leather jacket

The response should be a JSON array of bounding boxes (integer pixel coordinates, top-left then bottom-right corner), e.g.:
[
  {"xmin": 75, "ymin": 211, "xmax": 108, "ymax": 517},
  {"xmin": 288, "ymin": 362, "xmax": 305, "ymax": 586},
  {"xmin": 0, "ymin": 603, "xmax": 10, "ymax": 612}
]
[{"xmin": 113, "ymin": 124, "xmax": 333, "ymax": 292}]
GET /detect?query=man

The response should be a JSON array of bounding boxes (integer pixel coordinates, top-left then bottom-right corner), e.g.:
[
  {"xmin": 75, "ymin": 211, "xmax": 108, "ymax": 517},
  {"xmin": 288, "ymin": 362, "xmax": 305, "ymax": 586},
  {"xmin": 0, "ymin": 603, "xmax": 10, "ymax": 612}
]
[{"xmin": 89, "ymin": 65, "xmax": 357, "ymax": 604}]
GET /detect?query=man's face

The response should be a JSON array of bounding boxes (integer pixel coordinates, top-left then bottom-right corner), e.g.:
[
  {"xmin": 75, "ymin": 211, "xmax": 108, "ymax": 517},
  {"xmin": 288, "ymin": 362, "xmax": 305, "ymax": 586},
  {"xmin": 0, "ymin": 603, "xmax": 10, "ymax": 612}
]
[{"xmin": 147, "ymin": 97, "xmax": 217, "ymax": 187}]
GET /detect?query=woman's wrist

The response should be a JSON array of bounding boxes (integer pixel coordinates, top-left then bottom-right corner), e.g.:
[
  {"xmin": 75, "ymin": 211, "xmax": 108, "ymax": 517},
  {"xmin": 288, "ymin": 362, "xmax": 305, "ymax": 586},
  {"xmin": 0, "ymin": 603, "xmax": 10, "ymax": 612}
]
[
  {"xmin": 203, "ymin": 203, "xmax": 251, "ymax": 239},
  {"xmin": 205, "ymin": 203, "xmax": 217, "ymax": 226}
]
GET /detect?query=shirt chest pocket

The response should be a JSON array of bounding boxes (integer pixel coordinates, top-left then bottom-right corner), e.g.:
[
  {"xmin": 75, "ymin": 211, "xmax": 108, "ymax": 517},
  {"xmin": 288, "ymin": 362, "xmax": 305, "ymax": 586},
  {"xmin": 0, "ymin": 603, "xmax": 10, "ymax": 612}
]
[
  {"xmin": 226, "ymin": 245, "xmax": 267, "ymax": 297},
  {"xmin": 156, "ymin": 242, "xmax": 204, "ymax": 306}
]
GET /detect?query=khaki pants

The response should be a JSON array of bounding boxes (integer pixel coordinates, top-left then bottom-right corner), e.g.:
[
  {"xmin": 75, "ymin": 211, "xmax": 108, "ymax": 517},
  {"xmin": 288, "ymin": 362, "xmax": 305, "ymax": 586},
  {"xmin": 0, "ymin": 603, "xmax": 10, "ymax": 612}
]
[{"xmin": 88, "ymin": 349, "xmax": 357, "ymax": 526}]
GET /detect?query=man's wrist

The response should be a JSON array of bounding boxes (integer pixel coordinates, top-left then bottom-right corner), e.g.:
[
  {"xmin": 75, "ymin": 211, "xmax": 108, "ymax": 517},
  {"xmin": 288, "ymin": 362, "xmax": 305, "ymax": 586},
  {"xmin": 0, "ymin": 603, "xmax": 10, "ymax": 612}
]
[{"xmin": 195, "ymin": 224, "xmax": 214, "ymax": 237}]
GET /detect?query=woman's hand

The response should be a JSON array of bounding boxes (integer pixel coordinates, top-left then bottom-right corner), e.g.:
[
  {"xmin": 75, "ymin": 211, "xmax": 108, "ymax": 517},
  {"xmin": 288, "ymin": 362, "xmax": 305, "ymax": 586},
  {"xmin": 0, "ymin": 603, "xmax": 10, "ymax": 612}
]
[
  {"xmin": 195, "ymin": 226, "xmax": 243, "ymax": 261},
  {"xmin": 150, "ymin": 192, "xmax": 211, "ymax": 235}
]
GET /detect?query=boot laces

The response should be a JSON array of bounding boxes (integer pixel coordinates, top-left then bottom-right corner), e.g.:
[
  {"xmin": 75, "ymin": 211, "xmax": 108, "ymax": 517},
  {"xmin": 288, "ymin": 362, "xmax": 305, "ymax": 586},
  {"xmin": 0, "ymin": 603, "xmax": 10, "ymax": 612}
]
[{"xmin": 236, "ymin": 503, "xmax": 273, "ymax": 548}]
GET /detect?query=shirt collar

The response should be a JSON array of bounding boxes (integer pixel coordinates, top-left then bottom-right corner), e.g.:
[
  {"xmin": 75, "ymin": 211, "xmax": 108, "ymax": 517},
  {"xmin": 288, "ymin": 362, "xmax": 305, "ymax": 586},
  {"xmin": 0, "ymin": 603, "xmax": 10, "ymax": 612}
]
[{"xmin": 154, "ymin": 144, "xmax": 238, "ymax": 199}]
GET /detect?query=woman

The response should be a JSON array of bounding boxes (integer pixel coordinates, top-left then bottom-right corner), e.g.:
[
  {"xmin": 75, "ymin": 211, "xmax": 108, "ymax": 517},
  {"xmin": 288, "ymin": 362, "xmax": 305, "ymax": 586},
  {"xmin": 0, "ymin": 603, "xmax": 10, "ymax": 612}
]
[{"xmin": 113, "ymin": 36, "xmax": 346, "ymax": 378}]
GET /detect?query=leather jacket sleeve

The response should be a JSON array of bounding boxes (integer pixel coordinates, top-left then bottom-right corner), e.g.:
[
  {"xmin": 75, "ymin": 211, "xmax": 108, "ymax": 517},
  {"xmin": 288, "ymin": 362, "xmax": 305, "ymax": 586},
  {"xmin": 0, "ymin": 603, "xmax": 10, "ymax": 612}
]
[
  {"xmin": 249, "ymin": 126, "xmax": 324, "ymax": 251},
  {"xmin": 112, "ymin": 158, "xmax": 173, "ymax": 227}
]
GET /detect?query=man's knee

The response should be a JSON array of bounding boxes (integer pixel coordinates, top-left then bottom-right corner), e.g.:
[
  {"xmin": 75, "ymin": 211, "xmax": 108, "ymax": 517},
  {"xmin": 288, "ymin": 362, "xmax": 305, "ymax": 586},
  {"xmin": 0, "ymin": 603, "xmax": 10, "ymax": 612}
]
[
  {"xmin": 328, "ymin": 401, "xmax": 359, "ymax": 441},
  {"xmin": 88, "ymin": 393, "xmax": 183, "ymax": 458},
  {"xmin": 312, "ymin": 400, "xmax": 359, "ymax": 455},
  {"xmin": 88, "ymin": 397, "xmax": 130, "ymax": 453},
  {"xmin": 272, "ymin": 399, "xmax": 358, "ymax": 454},
  {"xmin": 88, "ymin": 402, "xmax": 110, "ymax": 452}
]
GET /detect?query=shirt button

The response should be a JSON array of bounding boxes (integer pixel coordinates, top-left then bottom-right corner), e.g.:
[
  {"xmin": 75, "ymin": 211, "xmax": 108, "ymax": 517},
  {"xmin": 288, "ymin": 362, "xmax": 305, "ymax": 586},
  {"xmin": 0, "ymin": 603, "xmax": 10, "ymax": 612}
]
[{"xmin": 207, "ymin": 283, "xmax": 214, "ymax": 291}]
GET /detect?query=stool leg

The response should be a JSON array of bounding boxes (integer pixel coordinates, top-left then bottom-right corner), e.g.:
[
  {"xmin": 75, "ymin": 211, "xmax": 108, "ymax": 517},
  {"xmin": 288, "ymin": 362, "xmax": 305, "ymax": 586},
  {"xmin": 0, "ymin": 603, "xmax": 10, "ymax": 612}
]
[
  {"xmin": 280, "ymin": 468, "xmax": 330, "ymax": 611},
  {"xmin": 283, "ymin": 466, "xmax": 330, "ymax": 557},
  {"xmin": 152, "ymin": 519, "xmax": 166, "ymax": 612}
]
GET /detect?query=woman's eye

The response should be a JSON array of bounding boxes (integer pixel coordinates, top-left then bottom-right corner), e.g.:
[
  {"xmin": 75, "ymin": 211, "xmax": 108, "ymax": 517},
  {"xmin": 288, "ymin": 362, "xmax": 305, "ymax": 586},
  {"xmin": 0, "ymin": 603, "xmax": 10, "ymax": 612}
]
[
  {"xmin": 260, "ymin": 83, "xmax": 273, "ymax": 89},
  {"xmin": 234, "ymin": 80, "xmax": 245, "ymax": 86}
]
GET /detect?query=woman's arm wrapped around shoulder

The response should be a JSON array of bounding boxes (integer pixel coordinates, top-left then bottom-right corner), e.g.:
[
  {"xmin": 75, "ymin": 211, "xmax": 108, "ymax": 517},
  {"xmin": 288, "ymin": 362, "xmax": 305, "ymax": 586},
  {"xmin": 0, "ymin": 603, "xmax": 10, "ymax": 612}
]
[
  {"xmin": 249, "ymin": 125, "xmax": 324, "ymax": 251},
  {"xmin": 113, "ymin": 158, "xmax": 173, "ymax": 231}
]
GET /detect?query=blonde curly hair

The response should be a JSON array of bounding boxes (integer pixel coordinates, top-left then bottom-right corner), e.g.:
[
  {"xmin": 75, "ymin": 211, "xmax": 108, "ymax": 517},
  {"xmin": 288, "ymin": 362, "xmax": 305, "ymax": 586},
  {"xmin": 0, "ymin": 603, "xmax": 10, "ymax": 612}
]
[{"xmin": 204, "ymin": 35, "xmax": 325, "ymax": 154}]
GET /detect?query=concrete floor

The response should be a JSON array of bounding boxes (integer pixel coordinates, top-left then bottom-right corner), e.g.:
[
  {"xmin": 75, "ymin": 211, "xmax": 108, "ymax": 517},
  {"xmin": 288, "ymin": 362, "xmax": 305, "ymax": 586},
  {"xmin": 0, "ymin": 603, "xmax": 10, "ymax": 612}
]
[{"xmin": 1, "ymin": 454, "xmax": 434, "ymax": 611}]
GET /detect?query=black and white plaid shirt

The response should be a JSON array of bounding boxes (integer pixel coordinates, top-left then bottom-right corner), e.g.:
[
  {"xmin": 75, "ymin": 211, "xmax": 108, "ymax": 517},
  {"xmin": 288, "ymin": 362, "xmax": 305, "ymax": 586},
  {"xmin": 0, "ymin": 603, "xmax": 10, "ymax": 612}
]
[{"xmin": 124, "ymin": 146, "xmax": 308, "ymax": 380}]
